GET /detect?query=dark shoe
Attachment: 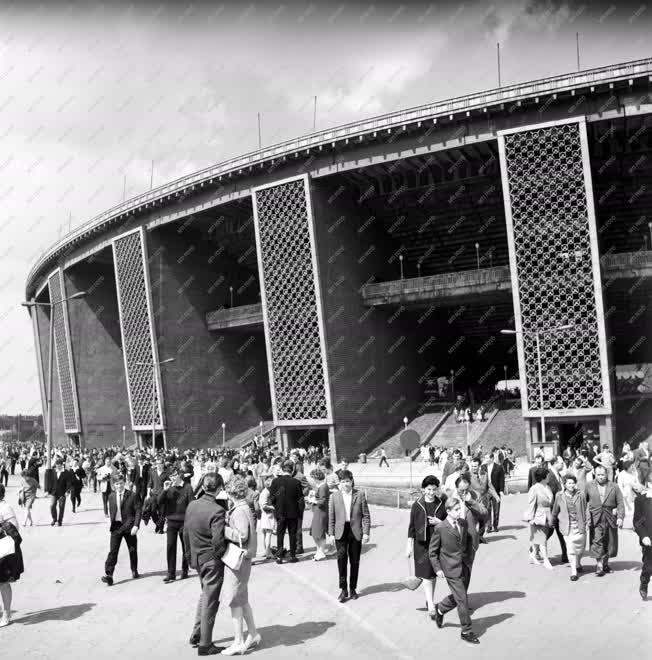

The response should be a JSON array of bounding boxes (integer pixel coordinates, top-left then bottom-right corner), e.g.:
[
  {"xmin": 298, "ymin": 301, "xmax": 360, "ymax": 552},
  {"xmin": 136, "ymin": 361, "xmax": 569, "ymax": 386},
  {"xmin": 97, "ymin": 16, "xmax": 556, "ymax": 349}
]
[
  {"xmin": 434, "ymin": 607, "xmax": 444, "ymax": 629},
  {"xmin": 338, "ymin": 589, "xmax": 348, "ymax": 603},
  {"xmin": 576, "ymin": 565, "xmax": 584, "ymax": 574},
  {"xmin": 57, "ymin": 522, "xmax": 62, "ymax": 527},
  {"xmin": 596, "ymin": 568, "xmax": 605, "ymax": 577},
  {"xmin": 296, "ymin": 548, "xmax": 304, "ymax": 555},
  {"xmin": 570, "ymin": 575, "xmax": 579, "ymax": 582},
  {"xmin": 289, "ymin": 556, "xmax": 298, "ymax": 563},
  {"xmin": 276, "ymin": 557, "xmax": 283, "ymax": 565},
  {"xmin": 51, "ymin": 521, "xmax": 56, "ymax": 526},
  {"xmin": 349, "ymin": 589, "xmax": 358, "ymax": 600},
  {"xmin": 181, "ymin": 572, "xmax": 189, "ymax": 580},
  {"xmin": 189, "ymin": 635, "xmax": 200, "ymax": 647},
  {"xmin": 478, "ymin": 537, "xmax": 488, "ymax": 544},
  {"xmin": 132, "ymin": 571, "xmax": 140, "ymax": 579},
  {"xmin": 603, "ymin": 564, "xmax": 611, "ymax": 574},
  {"xmin": 101, "ymin": 575, "xmax": 113, "ymax": 586},
  {"xmin": 461, "ymin": 632, "xmax": 480, "ymax": 645},
  {"xmin": 163, "ymin": 576, "xmax": 175, "ymax": 583},
  {"xmin": 197, "ymin": 645, "xmax": 224, "ymax": 656},
  {"xmin": 561, "ymin": 556, "xmax": 569, "ymax": 565},
  {"xmin": 640, "ymin": 586, "xmax": 648, "ymax": 602}
]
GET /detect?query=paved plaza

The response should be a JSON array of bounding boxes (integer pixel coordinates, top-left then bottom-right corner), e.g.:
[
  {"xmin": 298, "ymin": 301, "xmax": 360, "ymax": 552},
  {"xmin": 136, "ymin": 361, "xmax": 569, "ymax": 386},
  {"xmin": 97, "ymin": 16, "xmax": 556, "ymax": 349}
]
[{"xmin": 2, "ymin": 475, "xmax": 649, "ymax": 660}]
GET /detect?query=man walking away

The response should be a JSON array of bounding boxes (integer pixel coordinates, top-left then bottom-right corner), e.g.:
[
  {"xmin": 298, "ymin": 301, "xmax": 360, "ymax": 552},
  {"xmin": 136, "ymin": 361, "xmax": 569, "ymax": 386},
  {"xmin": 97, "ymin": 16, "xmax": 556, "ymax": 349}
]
[
  {"xmin": 486, "ymin": 448, "xmax": 505, "ymax": 532},
  {"xmin": 183, "ymin": 473, "xmax": 227, "ymax": 656},
  {"xmin": 46, "ymin": 459, "xmax": 73, "ymax": 526},
  {"xmin": 269, "ymin": 461, "xmax": 304, "ymax": 564}
]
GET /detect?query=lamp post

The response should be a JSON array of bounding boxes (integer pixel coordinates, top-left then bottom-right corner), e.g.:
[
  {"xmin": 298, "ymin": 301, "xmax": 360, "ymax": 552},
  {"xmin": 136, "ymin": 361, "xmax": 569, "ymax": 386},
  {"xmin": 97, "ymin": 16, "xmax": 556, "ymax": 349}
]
[
  {"xmin": 500, "ymin": 325, "xmax": 573, "ymax": 449},
  {"xmin": 122, "ymin": 425, "xmax": 126, "ymax": 449},
  {"xmin": 475, "ymin": 242, "xmax": 480, "ymax": 270},
  {"xmin": 22, "ymin": 291, "xmax": 87, "ymax": 471},
  {"xmin": 136, "ymin": 357, "xmax": 174, "ymax": 451},
  {"xmin": 399, "ymin": 254, "xmax": 404, "ymax": 280},
  {"xmin": 229, "ymin": 286, "xmax": 234, "ymax": 308},
  {"xmin": 222, "ymin": 422, "xmax": 226, "ymax": 448}
]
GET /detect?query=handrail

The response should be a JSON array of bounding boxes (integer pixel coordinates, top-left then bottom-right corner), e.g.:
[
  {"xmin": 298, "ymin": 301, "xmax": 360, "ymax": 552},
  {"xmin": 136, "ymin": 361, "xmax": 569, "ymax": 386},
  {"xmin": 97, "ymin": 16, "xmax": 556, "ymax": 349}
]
[{"xmin": 26, "ymin": 57, "xmax": 652, "ymax": 293}]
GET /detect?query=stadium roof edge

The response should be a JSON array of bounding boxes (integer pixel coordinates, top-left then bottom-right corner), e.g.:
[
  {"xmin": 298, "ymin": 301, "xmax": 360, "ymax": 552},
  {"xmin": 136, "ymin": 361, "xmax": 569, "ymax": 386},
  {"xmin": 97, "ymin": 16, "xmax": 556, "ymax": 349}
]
[{"xmin": 25, "ymin": 56, "xmax": 652, "ymax": 297}]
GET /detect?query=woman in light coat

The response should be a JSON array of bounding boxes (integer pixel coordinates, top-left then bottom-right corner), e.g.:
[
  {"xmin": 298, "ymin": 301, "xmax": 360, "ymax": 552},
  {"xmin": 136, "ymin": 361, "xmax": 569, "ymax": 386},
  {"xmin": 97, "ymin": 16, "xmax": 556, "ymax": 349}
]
[
  {"xmin": 222, "ymin": 475, "xmax": 260, "ymax": 655},
  {"xmin": 525, "ymin": 467, "xmax": 554, "ymax": 569}
]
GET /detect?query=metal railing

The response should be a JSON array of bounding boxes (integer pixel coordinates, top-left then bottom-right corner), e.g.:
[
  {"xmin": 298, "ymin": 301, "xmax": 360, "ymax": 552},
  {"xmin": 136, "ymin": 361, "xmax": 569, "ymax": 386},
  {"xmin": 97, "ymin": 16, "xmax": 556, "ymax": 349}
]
[{"xmin": 26, "ymin": 58, "xmax": 652, "ymax": 293}]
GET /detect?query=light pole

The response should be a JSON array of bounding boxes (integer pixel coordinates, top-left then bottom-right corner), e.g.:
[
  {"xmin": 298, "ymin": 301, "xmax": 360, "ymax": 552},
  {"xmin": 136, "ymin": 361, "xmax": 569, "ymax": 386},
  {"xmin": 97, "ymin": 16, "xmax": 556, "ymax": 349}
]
[
  {"xmin": 475, "ymin": 242, "xmax": 480, "ymax": 270},
  {"xmin": 122, "ymin": 425, "xmax": 126, "ymax": 449},
  {"xmin": 136, "ymin": 357, "xmax": 174, "ymax": 451},
  {"xmin": 222, "ymin": 422, "xmax": 226, "ymax": 448},
  {"xmin": 399, "ymin": 254, "xmax": 404, "ymax": 280},
  {"xmin": 22, "ymin": 291, "xmax": 87, "ymax": 471},
  {"xmin": 229, "ymin": 286, "xmax": 234, "ymax": 308},
  {"xmin": 500, "ymin": 325, "xmax": 573, "ymax": 448}
]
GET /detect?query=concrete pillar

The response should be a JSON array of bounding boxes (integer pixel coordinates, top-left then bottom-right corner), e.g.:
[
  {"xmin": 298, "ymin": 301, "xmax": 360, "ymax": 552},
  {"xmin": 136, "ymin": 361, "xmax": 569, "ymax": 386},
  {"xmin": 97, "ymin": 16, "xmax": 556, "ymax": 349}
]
[
  {"xmin": 328, "ymin": 426, "xmax": 337, "ymax": 464},
  {"xmin": 599, "ymin": 415, "xmax": 615, "ymax": 451}
]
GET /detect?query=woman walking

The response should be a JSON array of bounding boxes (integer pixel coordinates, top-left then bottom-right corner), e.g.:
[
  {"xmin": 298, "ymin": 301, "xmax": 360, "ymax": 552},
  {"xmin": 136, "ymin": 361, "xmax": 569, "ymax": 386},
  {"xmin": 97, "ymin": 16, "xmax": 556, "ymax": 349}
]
[
  {"xmin": 617, "ymin": 460, "xmax": 640, "ymax": 528},
  {"xmin": 309, "ymin": 469, "xmax": 329, "ymax": 561},
  {"xmin": 258, "ymin": 474, "xmax": 276, "ymax": 559},
  {"xmin": 406, "ymin": 476, "xmax": 447, "ymax": 619},
  {"xmin": 18, "ymin": 471, "xmax": 38, "ymax": 527},
  {"xmin": 551, "ymin": 474, "xmax": 589, "ymax": 581},
  {"xmin": 525, "ymin": 467, "xmax": 554, "ymax": 569},
  {"xmin": 221, "ymin": 475, "xmax": 260, "ymax": 655},
  {"xmin": 0, "ymin": 484, "xmax": 23, "ymax": 627}
]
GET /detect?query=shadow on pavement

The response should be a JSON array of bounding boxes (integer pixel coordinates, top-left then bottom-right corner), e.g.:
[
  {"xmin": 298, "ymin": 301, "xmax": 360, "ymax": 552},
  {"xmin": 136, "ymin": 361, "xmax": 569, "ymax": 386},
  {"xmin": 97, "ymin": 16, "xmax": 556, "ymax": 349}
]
[
  {"xmin": 496, "ymin": 525, "xmax": 527, "ymax": 532},
  {"xmin": 485, "ymin": 534, "xmax": 517, "ymax": 543},
  {"xmin": 13, "ymin": 603, "xmax": 96, "ymax": 625},
  {"xmin": 360, "ymin": 543, "xmax": 377, "ymax": 556},
  {"xmin": 604, "ymin": 561, "xmax": 641, "ymax": 572},
  {"xmin": 215, "ymin": 621, "xmax": 335, "ymax": 649},
  {"xmin": 474, "ymin": 612, "xmax": 515, "ymax": 636},
  {"xmin": 469, "ymin": 591, "xmax": 526, "ymax": 610},
  {"xmin": 357, "ymin": 582, "xmax": 406, "ymax": 596},
  {"xmin": 112, "ymin": 570, "xmax": 170, "ymax": 586}
]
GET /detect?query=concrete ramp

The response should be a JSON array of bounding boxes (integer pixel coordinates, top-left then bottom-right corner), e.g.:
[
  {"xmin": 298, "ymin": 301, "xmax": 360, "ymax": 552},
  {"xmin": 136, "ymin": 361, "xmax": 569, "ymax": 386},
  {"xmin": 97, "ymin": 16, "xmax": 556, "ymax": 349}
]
[
  {"xmin": 471, "ymin": 404, "xmax": 526, "ymax": 458},
  {"xmin": 225, "ymin": 421, "xmax": 275, "ymax": 449}
]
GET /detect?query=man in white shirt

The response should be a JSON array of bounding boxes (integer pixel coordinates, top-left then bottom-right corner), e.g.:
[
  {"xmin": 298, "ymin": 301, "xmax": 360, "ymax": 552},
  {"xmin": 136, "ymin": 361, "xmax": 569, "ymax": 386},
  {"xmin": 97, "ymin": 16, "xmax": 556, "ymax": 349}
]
[{"xmin": 95, "ymin": 456, "xmax": 116, "ymax": 518}]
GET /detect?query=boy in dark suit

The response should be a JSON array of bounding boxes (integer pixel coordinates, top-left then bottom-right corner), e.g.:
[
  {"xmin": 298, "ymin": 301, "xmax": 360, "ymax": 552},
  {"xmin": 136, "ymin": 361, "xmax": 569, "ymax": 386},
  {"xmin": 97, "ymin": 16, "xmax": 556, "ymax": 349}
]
[
  {"xmin": 429, "ymin": 497, "xmax": 480, "ymax": 645},
  {"xmin": 633, "ymin": 468, "xmax": 652, "ymax": 601},
  {"xmin": 101, "ymin": 474, "xmax": 142, "ymax": 586}
]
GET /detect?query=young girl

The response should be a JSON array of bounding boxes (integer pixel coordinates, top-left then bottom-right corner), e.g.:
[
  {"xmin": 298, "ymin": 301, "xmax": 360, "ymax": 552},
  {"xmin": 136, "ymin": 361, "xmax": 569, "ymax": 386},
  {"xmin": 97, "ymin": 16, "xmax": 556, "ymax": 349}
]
[
  {"xmin": 258, "ymin": 474, "xmax": 276, "ymax": 559},
  {"xmin": 18, "ymin": 471, "xmax": 38, "ymax": 527}
]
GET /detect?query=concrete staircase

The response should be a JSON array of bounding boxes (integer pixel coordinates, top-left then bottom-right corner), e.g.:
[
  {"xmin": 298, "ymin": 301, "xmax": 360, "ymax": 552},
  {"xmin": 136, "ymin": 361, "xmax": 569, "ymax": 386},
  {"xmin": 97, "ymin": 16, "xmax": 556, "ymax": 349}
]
[
  {"xmin": 427, "ymin": 409, "xmax": 496, "ymax": 452},
  {"xmin": 225, "ymin": 421, "xmax": 275, "ymax": 449},
  {"xmin": 368, "ymin": 412, "xmax": 448, "ymax": 459},
  {"xmin": 470, "ymin": 403, "xmax": 526, "ymax": 457}
]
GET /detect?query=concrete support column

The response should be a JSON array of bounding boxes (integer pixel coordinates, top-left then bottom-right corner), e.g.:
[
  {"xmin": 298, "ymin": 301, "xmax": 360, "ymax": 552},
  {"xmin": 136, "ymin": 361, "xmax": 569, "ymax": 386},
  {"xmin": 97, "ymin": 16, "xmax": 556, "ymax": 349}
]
[
  {"xmin": 328, "ymin": 426, "xmax": 337, "ymax": 464},
  {"xmin": 599, "ymin": 415, "xmax": 615, "ymax": 451}
]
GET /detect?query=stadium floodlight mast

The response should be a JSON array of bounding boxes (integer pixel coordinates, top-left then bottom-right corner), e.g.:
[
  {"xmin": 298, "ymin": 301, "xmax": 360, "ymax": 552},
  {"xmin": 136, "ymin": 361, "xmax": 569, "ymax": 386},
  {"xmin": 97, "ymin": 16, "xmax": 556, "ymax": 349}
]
[
  {"xmin": 135, "ymin": 357, "xmax": 174, "ymax": 451},
  {"xmin": 21, "ymin": 291, "xmax": 87, "ymax": 471},
  {"xmin": 500, "ymin": 325, "xmax": 574, "ymax": 452}
]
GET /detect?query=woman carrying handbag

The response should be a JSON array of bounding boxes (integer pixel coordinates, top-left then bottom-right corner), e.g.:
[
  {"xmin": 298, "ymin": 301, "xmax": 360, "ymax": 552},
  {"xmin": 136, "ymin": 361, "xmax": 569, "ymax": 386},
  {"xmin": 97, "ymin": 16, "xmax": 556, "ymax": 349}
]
[
  {"xmin": 524, "ymin": 467, "xmax": 554, "ymax": 570},
  {"xmin": 221, "ymin": 475, "xmax": 261, "ymax": 655}
]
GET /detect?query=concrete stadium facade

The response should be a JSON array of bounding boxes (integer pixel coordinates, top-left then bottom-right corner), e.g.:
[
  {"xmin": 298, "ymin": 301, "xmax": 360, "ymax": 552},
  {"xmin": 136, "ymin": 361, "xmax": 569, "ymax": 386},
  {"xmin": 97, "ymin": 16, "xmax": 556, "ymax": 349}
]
[{"xmin": 25, "ymin": 58, "xmax": 652, "ymax": 460}]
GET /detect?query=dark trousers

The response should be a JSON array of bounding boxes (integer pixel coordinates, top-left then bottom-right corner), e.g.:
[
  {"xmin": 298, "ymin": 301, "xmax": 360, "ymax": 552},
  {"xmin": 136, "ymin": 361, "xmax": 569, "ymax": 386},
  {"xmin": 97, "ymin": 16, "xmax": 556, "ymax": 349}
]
[
  {"xmin": 91, "ymin": 473, "xmax": 97, "ymax": 493},
  {"xmin": 547, "ymin": 522, "xmax": 568, "ymax": 560},
  {"xmin": 488, "ymin": 497, "xmax": 501, "ymax": 531},
  {"xmin": 192, "ymin": 559, "xmax": 224, "ymax": 648},
  {"xmin": 335, "ymin": 522, "xmax": 362, "ymax": 591},
  {"xmin": 641, "ymin": 546, "xmax": 652, "ymax": 587},
  {"xmin": 276, "ymin": 517, "xmax": 298, "ymax": 558},
  {"xmin": 438, "ymin": 564, "xmax": 472, "ymax": 634},
  {"xmin": 166, "ymin": 520, "xmax": 189, "ymax": 577},
  {"xmin": 71, "ymin": 489, "xmax": 82, "ymax": 512},
  {"xmin": 101, "ymin": 490, "xmax": 111, "ymax": 515},
  {"xmin": 0, "ymin": 469, "xmax": 7, "ymax": 486},
  {"xmin": 104, "ymin": 522, "xmax": 138, "ymax": 577},
  {"xmin": 10, "ymin": 460, "xmax": 16, "ymax": 475},
  {"xmin": 379, "ymin": 457, "xmax": 389, "ymax": 468},
  {"xmin": 50, "ymin": 495, "xmax": 66, "ymax": 523},
  {"xmin": 589, "ymin": 520, "xmax": 618, "ymax": 562},
  {"xmin": 152, "ymin": 494, "xmax": 165, "ymax": 532},
  {"xmin": 295, "ymin": 509, "xmax": 304, "ymax": 552}
]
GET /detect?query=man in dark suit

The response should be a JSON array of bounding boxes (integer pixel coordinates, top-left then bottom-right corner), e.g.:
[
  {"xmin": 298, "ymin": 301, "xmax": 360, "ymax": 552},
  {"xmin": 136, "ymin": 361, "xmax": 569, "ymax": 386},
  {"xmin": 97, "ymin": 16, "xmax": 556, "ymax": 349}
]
[
  {"xmin": 269, "ymin": 461, "xmax": 304, "ymax": 564},
  {"xmin": 183, "ymin": 473, "xmax": 227, "ymax": 656},
  {"xmin": 586, "ymin": 465, "xmax": 625, "ymax": 576},
  {"xmin": 546, "ymin": 455, "xmax": 568, "ymax": 563},
  {"xmin": 327, "ymin": 470, "xmax": 371, "ymax": 602},
  {"xmin": 527, "ymin": 454, "xmax": 546, "ymax": 490},
  {"xmin": 293, "ymin": 461, "xmax": 311, "ymax": 555},
  {"xmin": 486, "ymin": 449, "xmax": 505, "ymax": 532},
  {"xmin": 429, "ymin": 497, "xmax": 480, "ymax": 645},
  {"xmin": 131, "ymin": 454, "xmax": 150, "ymax": 502},
  {"xmin": 148, "ymin": 457, "xmax": 169, "ymax": 534},
  {"xmin": 46, "ymin": 459, "xmax": 73, "ymax": 526},
  {"xmin": 101, "ymin": 474, "xmax": 142, "ymax": 586},
  {"xmin": 633, "ymin": 468, "xmax": 652, "ymax": 601}
]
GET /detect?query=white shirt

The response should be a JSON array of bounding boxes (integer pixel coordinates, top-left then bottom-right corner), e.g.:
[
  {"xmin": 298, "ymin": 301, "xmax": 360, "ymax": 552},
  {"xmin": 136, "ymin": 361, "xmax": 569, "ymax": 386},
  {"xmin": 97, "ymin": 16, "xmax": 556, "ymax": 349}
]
[
  {"xmin": 0, "ymin": 501, "xmax": 18, "ymax": 529},
  {"xmin": 96, "ymin": 465, "xmax": 114, "ymax": 493},
  {"xmin": 341, "ymin": 490, "xmax": 353, "ymax": 522},
  {"xmin": 444, "ymin": 471, "xmax": 460, "ymax": 495},
  {"xmin": 115, "ymin": 491, "xmax": 122, "ymax": 522}
]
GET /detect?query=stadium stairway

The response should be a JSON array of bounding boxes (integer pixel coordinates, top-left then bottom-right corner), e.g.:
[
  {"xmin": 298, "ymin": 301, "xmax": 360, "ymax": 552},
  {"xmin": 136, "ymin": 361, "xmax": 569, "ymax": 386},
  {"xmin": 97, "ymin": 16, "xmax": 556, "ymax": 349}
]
[
  {"xmin": 470, "ymin": 401, "xmax": 526, "ymax": 458},
  {"xmin": 225, "ymin": 420, "xmax": 275, "ymax": 449},
  {"xmin": 368, "ymin": 412, "xmax": 449, "ymax": 459}
]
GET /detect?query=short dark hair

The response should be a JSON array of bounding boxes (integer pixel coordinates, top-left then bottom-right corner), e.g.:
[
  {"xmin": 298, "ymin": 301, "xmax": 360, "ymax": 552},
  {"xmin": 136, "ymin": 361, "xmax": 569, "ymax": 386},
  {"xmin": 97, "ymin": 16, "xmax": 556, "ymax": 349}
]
[
  {"xmin": 421, "ymin": 475, "xmax": 440, "ymax": 488},
  {"xmin": 534, "ymin": 467, "xmax": 549, "ymax": 483},
  {"xmin": 202, "ymin": 473, "xmax": 219, "ymax": 493},
  {"xmin": 471, "ymin": 457, "xmax": 481, "ymax": 465},
  {"xmin": 338, "ymin": 469, "xmax": 353, "ymax": 482},
  {"xmin": 562, "ymin": 474, "xmax": 577, "ymax": 484},
  {"xmin": 282, "ymin": 461, "xmax": 295, "ymax": 473},
  {"xmin": 445, "ymin": 497, "xmax": 461, "ymax": 511},
  {"xmin": 113, "ymin": 474, "xmax": 126, "ymax": 484},
  {"xmin": 455, "ymin": 474, "xmax": 470, "ymax": 487}
]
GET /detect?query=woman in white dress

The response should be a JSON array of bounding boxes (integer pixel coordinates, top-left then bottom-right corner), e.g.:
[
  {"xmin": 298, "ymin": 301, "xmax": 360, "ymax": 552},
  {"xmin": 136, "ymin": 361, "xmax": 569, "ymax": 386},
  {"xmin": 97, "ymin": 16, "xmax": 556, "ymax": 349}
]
[
  {"xmin": 0, "ymin": 484, "xmax": 20, "ymax": 627},
  {"xmin": 617, "ymin": 460, "xmax": 641, "ymax": 529}
]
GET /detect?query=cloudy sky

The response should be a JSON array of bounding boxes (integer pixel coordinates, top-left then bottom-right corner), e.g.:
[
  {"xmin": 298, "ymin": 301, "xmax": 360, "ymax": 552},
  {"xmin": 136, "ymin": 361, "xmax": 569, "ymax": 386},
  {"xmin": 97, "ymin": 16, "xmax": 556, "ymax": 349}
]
[{"xmin": 1, "ymin": 0, "xmax": 651, "ymax": 415}]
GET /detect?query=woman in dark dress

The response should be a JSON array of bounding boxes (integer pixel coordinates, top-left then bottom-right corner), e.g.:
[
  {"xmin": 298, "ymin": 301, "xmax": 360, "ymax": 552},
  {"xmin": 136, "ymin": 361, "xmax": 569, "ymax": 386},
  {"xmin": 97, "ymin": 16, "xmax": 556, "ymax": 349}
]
[{"xmin": 406, "ymin": 475, "xmax": 447, "ymax": 620}]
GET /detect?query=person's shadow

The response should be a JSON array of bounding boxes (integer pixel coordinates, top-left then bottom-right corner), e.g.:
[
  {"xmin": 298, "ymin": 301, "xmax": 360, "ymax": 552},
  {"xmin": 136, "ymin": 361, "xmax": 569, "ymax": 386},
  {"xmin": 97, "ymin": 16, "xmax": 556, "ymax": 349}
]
[
  {"xmin": 496, "ymin": 525, "xmax": 526, "ymax": 532},
  {"xmin": 469, "ymin": 590, "xmax": 526, "ymax": 610},
  {"xmin": 112, "ymin": 570, "xmax": 170, "ymax": 586},
  {"xmin": 360, "ymin": 543, "xmax": 377, "ymax": 556},
  {"xmin": 357, "ymin": 582, "xmax": 407, "ymax": 596},
  {"xmin": 485, "ymin": 534, "xmax": 517, "ymax": 543},
  {"xmin": 12, "ymin": 603, "xmax": 95, "ymax": 625},
  {"xmin": 214, "ymin": 621, "xmax": 335, "ymax": 649},
  {"xmin": 474, "ymin": 612, "xmax": 515, "ymax": 636}
]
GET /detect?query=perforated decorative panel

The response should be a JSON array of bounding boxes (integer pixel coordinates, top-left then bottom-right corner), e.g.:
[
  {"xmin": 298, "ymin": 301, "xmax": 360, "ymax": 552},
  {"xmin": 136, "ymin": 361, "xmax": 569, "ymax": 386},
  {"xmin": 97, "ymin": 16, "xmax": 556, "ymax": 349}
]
[
  {"xmin": 48, "ymin": 269, "xmax": 81, "ymax": 432},
  {"xmin": 113, "ymin": 229, "xmax": 164, "ymax": 429},
  {"xmin": 499, "ymin": 119, "xmax": 611, "ymax": 416},
  {"xmin": 253, "ymin": 176, "xmax": 332, "ymax": 424}
]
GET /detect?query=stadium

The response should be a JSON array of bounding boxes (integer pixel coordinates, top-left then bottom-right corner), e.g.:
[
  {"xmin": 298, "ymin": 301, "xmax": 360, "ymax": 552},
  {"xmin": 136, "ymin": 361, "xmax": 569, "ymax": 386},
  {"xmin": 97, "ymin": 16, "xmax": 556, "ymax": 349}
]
[{"xmin": 24, "ymin": 57, "xmax": 652, "ymax": 462}]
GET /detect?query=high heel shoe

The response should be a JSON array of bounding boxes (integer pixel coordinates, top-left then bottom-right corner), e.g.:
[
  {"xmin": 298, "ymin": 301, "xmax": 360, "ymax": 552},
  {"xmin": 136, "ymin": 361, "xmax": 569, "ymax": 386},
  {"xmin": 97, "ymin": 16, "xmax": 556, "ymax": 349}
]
[
  {"xmin": 245, "ymin": 633, "xmax": 262, "ymax": 650},
  {"xmin": 542, "ymin": 559, "xmax": 553, "ymax": 570},
  {"xmin": 221, "ymin": 642, "xmax": 247, "ymax": 655},
  {"xmin": 529, "ymin": 553, "xmax": 542, "ymax": 565}
]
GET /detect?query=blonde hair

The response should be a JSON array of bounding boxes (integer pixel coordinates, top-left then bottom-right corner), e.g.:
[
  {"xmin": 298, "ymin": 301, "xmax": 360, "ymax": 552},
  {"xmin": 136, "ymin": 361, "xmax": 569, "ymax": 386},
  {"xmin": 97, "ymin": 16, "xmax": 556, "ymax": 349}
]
[{"xmin": 226, "ymin": 475, "xmax": 248, "ymax": 500}]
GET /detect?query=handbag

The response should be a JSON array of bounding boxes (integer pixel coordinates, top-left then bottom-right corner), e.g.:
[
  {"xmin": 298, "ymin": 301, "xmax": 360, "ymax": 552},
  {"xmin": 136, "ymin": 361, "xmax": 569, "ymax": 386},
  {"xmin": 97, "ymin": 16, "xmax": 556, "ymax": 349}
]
[
  {"xmin": 401, "ymin": 557, "xmax": 422, "ymax": 591},
  {"xmin": 0, "ymin": 534, "xmax": 15, "ymax": 560},
  {"xmin": 221, "ymin": 536, "xmax": 246, "ymax": 571}
]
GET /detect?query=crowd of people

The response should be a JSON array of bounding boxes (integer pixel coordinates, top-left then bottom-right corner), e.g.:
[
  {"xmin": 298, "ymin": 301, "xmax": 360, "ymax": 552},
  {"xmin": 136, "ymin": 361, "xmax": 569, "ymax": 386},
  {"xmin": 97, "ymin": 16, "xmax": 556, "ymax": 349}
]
[{"xmin": 0, "ymin": 436, "xmax": 649, "ymax": 650}]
